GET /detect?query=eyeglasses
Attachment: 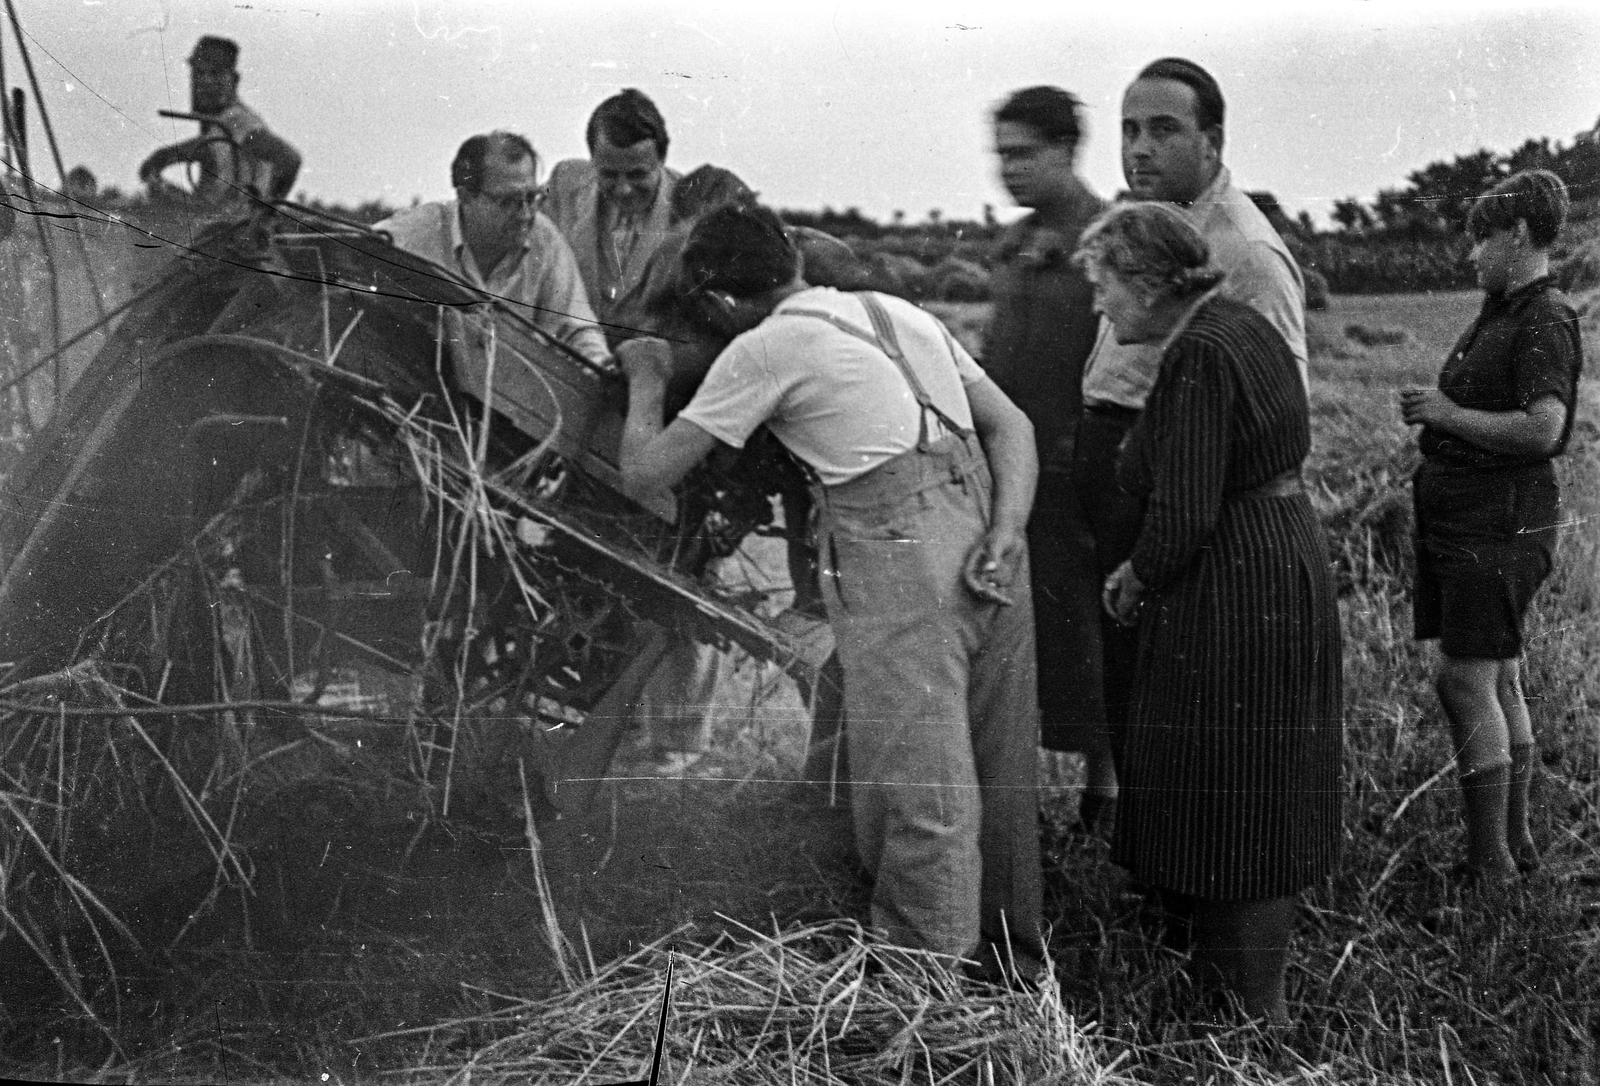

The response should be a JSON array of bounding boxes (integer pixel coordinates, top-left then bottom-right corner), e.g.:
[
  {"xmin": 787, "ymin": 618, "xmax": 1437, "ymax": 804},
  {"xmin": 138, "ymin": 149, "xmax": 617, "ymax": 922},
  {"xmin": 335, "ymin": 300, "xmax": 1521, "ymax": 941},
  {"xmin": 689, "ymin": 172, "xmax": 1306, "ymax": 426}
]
[{"xmin": 478, "ymin": 187, "xmax": 542, "ymax": 214}]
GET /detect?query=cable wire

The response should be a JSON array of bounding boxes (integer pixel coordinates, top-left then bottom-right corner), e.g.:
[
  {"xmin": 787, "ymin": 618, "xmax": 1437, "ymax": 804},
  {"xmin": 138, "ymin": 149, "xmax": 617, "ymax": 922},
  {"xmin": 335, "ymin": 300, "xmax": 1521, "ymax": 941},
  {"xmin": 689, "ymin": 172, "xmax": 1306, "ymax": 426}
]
[{"xmin": 4, "ymin": 0, "xmax": 108, "ymax": 322}]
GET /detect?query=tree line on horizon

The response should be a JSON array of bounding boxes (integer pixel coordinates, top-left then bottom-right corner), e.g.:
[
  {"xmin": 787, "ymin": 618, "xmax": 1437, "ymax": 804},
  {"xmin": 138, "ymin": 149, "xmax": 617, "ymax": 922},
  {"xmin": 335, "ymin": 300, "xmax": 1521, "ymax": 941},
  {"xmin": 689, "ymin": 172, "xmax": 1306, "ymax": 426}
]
[
  {"xmin": 45, "ymin": 111, "xmax": 1600, "ymax": 241},
  {"xmin": 776, "ymin": 119, "xmax": 1600, "ymax": 297},
  {"xmin": 1299, "ymin": 118, "xmax": 1600, "ymax": 295},
  {"xmin": 1329, "ymin": 119, "xmax": 1600, "ymax": 237},
  {"xmin": 28, "ymin": 115, "xmax": 1599, "ymax": 299}
]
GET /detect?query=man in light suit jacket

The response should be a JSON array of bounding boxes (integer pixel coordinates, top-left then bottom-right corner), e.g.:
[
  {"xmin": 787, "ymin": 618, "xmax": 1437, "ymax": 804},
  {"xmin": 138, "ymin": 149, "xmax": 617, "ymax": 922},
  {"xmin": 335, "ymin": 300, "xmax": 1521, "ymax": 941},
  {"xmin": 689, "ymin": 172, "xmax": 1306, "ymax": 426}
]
[{"xmin": 542, "ymin": 89, "xmax": 682, "ymax": 347}]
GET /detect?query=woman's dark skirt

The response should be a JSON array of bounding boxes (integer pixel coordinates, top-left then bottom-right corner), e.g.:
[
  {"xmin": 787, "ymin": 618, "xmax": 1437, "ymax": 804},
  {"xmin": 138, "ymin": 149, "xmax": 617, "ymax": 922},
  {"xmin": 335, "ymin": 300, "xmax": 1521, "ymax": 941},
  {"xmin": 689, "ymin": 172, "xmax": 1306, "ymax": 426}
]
[{"xmin": 1112, "ymin": 492, "xmax": 1344, "ymax": 901}]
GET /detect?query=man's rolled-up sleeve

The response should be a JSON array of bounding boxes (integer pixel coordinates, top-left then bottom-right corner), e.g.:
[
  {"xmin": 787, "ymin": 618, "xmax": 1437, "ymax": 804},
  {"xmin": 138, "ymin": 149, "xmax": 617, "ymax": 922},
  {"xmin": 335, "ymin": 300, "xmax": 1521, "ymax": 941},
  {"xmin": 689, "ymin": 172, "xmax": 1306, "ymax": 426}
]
[{"xmin": 531, "ymin": 222, "xmax": 613, "ymax": 367}]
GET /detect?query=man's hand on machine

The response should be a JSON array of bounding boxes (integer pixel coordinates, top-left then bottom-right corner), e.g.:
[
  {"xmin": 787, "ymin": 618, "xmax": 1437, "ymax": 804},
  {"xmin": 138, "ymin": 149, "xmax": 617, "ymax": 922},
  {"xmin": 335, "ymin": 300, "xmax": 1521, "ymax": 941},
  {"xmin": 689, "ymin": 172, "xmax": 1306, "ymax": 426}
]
[{"xmin": 616, "ymin": 337, "xmax": 676, "ymax": 387}]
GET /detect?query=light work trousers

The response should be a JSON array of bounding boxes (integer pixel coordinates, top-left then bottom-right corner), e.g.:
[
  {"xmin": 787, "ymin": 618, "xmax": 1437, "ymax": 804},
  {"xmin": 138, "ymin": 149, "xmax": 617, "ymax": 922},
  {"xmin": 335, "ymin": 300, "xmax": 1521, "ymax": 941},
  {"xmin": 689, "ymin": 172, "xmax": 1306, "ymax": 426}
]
[{"xmin": 815, "ymin": 434, "xmax": 1045, "ymax": 964}]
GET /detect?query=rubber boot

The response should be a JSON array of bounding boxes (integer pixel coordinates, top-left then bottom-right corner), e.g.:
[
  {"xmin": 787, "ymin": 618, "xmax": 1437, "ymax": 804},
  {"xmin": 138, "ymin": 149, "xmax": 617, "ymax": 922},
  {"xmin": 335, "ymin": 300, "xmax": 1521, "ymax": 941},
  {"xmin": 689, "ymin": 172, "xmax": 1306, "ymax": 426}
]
[
  {"xmin": 1137, "ymin": 887, "xmax": 1194, "ymax": 953},
  {"xmin": 1188, "ymin": 896, "xmax": 1296, "ymax": 1026},
  {"xmin": 1069, "ymin": 749, "xmax": 1119, "ymax": 840},
  {"xmin": 1458, "ymin": 764, "xmax": 1519, "ymax": 893},
  {"xmin": 1507, "ymin": 744, "xmax": 1540, "ymax": 875}
]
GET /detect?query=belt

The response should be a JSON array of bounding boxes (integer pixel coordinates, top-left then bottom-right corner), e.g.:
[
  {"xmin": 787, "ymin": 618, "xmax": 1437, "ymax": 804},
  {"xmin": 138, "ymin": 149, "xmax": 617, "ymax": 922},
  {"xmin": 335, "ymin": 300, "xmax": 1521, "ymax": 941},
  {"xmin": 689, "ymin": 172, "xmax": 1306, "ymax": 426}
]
[{"xmin": 1231, "ymin": 469, "xmax": 1304, "ymax": 502}]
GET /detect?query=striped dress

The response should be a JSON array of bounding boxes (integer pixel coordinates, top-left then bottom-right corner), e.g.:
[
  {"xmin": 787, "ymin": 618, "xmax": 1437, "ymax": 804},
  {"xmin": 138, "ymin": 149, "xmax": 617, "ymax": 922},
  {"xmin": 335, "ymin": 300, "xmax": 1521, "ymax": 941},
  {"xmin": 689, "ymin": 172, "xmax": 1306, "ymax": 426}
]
[{"xmin": 1112, "ymin": 297, "xmax": 1343, "ymax": 901}]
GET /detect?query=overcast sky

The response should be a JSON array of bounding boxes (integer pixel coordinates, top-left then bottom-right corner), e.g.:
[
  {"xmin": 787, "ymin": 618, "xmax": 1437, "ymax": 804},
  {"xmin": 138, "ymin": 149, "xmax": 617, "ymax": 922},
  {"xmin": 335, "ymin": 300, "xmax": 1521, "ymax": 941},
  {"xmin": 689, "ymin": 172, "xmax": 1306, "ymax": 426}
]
[{"xmin": 5, "ymin": 0, "xmax": 1598, "ymax": 225}]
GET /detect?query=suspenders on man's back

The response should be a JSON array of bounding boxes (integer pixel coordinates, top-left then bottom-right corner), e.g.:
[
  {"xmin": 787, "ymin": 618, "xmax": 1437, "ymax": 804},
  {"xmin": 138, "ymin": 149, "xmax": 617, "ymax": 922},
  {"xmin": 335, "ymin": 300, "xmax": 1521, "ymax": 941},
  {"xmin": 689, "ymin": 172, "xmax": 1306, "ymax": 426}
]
[{"xmin": 780, "ymin": 292, "xmax": 974, "ymax": 452}]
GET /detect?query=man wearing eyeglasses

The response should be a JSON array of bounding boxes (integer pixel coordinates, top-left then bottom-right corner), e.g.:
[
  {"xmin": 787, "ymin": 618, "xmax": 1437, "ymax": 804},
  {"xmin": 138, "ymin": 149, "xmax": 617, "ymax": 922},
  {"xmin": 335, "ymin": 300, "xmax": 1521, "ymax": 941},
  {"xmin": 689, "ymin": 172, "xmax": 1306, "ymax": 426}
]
[{"xmin": 377, "ymin": 130, "xmax": 611, "ymax": 368}]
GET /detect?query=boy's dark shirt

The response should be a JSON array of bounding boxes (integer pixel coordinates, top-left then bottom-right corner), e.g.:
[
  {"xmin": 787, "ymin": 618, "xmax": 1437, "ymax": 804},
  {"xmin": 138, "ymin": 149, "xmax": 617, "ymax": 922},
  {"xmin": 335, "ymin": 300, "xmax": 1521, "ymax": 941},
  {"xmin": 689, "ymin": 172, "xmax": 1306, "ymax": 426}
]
[{"xmin": 1422, "ymin": 276, "xmax": 1583, "ymax": 472}]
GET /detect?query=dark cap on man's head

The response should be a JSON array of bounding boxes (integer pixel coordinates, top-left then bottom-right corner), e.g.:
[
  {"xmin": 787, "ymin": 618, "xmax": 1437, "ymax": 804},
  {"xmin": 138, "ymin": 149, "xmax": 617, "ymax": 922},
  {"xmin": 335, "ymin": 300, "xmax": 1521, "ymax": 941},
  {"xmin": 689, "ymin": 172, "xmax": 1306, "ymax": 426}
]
[{"xmin": 189, "ymin": 36, "xmax": 240, "ymax": 70}]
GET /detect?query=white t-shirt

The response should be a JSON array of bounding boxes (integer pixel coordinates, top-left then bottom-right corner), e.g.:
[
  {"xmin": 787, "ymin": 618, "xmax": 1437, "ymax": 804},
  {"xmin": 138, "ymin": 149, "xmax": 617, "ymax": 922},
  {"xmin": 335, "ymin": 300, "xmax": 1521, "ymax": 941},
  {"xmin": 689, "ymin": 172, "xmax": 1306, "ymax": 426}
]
[{"xmin": 678, "ymin": 287, "xmax": 985, "ymax": 486}]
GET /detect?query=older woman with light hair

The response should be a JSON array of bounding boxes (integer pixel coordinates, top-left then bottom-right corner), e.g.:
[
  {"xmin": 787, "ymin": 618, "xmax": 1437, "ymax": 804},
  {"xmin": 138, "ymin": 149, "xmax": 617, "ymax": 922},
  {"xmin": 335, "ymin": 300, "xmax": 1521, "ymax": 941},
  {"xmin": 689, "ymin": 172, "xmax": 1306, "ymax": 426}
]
[{"xmin": 1074, "ymin": 202, "xmax": 1343, "ymax": 1024}]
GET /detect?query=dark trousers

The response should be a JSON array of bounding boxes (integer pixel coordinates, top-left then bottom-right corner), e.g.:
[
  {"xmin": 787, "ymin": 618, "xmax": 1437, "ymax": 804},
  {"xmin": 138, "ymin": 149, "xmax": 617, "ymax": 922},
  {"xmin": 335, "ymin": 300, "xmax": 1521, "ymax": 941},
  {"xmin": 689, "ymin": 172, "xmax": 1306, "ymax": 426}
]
[
  {"xmin": 1028, "ymin": 468, "xmax": 1108, "ymax": 753},
  {"xmin": 1070, "ymin": 406, "xmax": 1146, "ymax": 760}
]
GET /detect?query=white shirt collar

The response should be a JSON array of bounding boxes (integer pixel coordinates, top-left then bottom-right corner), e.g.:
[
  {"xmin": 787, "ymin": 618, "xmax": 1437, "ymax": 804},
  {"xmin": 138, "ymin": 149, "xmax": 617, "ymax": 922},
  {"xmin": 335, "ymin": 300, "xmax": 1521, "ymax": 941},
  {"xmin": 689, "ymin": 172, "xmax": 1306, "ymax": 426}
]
[{"xmin": 1190, "ymin": 164, "xmax": 1232, "ymax": 218}]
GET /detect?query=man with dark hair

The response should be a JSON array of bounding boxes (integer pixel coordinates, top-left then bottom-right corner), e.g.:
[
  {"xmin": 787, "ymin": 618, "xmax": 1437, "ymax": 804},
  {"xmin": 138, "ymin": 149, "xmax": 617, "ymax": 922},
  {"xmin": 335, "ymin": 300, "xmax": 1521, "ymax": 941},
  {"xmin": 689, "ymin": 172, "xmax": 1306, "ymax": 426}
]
[
  {"xmin": 1072, "ymin": 58, "xmax": 1308, "ymax": 906},
  {"xmin": 543, "ymin": 89, "xmax": 682, "ymax": 342},
  {"xmin": 542, "ymin": 94, "xmax": 784, "ymax": 778},
  {"xmin": 376, "ymin": 130, "xmax": 609, "ymax": 368},
  {"xmin": 615, "ymin": 164, "xmax": 896, "ymax": 783},
  {"xmin": 985, "ymin": 86, "xmax": 1120, "ymax": 833},
  {"xmin": 1084, "ymin": 56, "xmax": 1306, "ymax": 396},
  {"xmin": 614, "ymin": 203, "xmax": 1047, "ymax": 981},
  {"xmin": 586, "ymin": 88, "xmax": 670, "ymax": 162},
  {"xmin": 138, "ymin": 35, "xmax": 301, "ymax": 204},
  {"xmin": 1135, "ymin": 57, "xmax": 1226, "ymax": 134}
]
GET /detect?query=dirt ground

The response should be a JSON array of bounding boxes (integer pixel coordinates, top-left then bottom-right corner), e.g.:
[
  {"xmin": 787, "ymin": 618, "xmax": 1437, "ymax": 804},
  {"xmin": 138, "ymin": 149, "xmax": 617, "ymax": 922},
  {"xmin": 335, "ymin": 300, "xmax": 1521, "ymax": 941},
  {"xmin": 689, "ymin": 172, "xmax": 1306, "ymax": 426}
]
[
  {"xmin": 0, "ymin": 646, "xmax": 873, "ymax": 1073},
  {"xmin": 108, "ymin": 764, "xmax": 864, "ymax": 1077}
]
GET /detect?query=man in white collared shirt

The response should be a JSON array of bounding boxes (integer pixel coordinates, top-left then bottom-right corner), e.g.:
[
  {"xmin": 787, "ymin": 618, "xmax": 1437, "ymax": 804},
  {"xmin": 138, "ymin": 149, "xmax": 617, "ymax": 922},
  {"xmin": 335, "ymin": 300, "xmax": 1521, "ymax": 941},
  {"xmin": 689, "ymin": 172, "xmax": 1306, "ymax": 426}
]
[
  {"xmin": 377, "ymin": 131, "xmax": 611, "ymax": 369},
  {"xmin": 1080, "ymin": 57, "xmax": 1307, "ymax": 410},
  {"xmin": 1069, "ymin": 58, "xmax": 1310, "ymax": 831}
]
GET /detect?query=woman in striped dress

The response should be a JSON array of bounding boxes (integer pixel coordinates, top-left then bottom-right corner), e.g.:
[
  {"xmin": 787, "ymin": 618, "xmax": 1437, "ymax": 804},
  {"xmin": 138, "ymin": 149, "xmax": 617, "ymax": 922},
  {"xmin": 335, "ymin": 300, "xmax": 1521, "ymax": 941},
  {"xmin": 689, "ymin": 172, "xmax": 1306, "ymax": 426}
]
[{"xmin": 1078, "ymin": 203, "xmax": 1343, "ymax": 1023}]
